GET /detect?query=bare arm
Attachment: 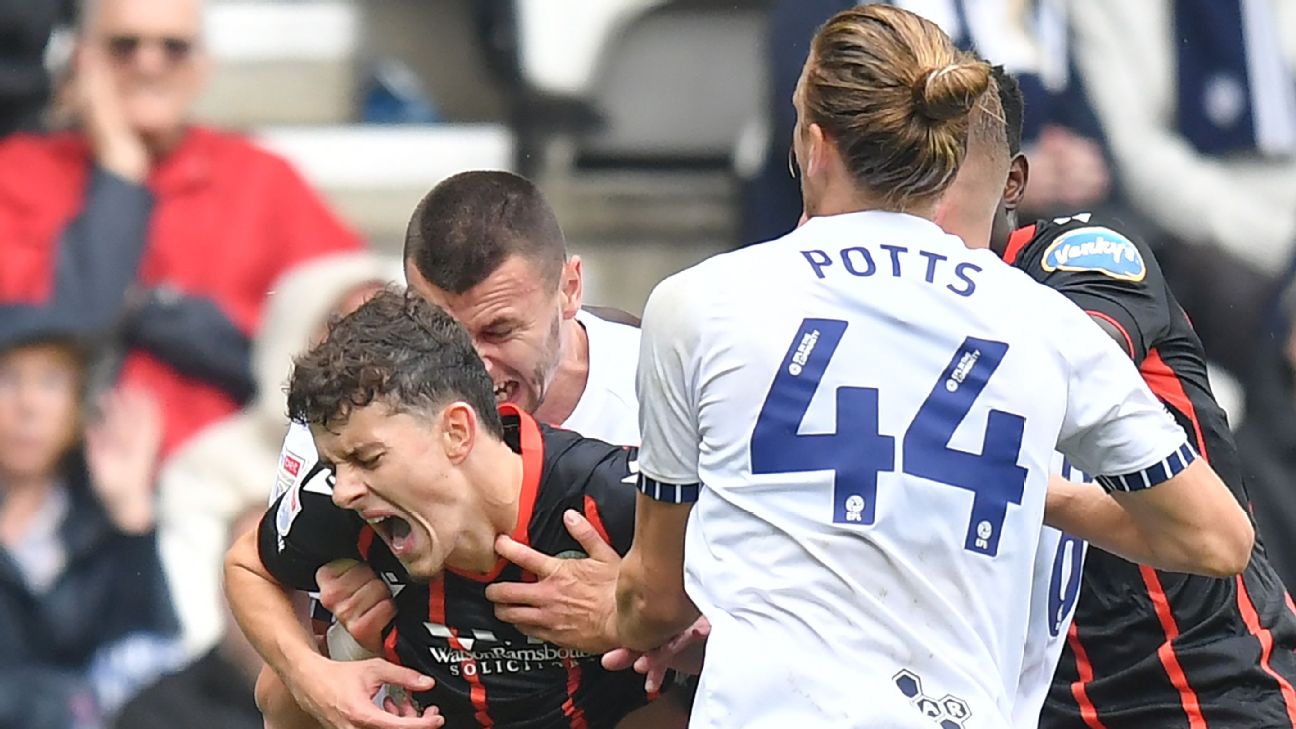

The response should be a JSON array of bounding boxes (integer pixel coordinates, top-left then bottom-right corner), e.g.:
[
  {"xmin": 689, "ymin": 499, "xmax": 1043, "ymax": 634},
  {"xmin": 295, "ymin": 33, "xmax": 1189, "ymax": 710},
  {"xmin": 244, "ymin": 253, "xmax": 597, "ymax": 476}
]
[
  {"xmin": 255, "ymin": 666, "xmax": 326, "ymax": 729},
  {"xmin": 615, "ymin": 494, "xmax": 698, "ymax": 652},
  {"xmin": 224, "ymin": 529, "xmax": 329, "ymax": 691},
  {"xmin": 1046, "ymin": 459, "xmax": 1253, "ymax": 577},
  {"xmin": 223, "ymin": 529, "xmax": 440, "ymax": 729}
]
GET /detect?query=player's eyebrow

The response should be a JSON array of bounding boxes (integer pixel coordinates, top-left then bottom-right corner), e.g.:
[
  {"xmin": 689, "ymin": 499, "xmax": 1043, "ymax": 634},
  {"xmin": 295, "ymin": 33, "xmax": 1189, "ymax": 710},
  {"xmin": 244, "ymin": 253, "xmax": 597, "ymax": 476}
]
[
  {"xmin": 478, "ymin": 316, "xmax": 520, "ymax": 334},
  {"xmin": 341, "ymin": 442, "xmax": 383, "ymax": 461},
  {"xmin": 318, "ymin": 439, "xmax": 379, "ymax": 466}
]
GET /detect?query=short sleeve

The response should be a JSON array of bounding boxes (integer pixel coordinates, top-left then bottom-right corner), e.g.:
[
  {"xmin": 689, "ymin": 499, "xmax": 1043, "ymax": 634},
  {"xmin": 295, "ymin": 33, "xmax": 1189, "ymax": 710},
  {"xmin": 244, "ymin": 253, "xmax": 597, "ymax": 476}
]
[
  {"xmin": 270, "ymin": 422, "xmax": 320, "ymax": 506},
  {"xmin": 1032, "ymin": 225, "xmax": 1169, "ymax": 364},
  {"xmin": 256, "ymin": 461, "xmax": 361, "ymax": 591},
  {"xmin": 636, "ymin": 273, "xmax": 703, "ymax": 504},
  {"xmin": 1053, "ymin": 301, "xmax": 1194, "ymax": 492}
]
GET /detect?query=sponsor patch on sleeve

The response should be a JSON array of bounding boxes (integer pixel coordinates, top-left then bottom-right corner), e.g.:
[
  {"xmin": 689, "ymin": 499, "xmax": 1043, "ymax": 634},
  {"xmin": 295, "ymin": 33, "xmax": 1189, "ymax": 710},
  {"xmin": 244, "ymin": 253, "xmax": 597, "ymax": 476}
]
[
  {"xmin": 271, "ymin": 450, "xmax": 305, "ymax": 506},
  {"xmin": 1040, "ymin": 226, "xmax": 1146, "ymax": 281}
]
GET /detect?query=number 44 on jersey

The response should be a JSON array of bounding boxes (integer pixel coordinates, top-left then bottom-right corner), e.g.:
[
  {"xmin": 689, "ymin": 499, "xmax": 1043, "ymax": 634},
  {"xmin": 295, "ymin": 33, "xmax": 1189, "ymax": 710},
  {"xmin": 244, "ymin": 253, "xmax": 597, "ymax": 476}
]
[{"xmin": 750, "ymin": 318, "xmax": 1028, "ymax": 557}]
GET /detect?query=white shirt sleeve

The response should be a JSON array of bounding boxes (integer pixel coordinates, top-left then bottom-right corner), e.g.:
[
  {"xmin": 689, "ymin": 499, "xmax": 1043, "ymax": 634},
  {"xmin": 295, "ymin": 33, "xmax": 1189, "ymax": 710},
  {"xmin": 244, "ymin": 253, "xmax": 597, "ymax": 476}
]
[
  {"xmin": 271, "ymin": 421, "xmax": 321, "ymax": 506},
  {"xmin": 635, "ymin": 272, "xmax": 703, "ymax": 504},
  {"xmin": 1053, "ymin": 301, "xmax": 1195, "ymax": 492}
]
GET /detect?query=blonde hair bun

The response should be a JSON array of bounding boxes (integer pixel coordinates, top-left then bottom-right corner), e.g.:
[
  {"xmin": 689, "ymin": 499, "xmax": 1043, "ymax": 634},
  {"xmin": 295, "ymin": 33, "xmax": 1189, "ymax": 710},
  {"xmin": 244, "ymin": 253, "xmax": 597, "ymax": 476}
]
[{"xmin": 913, "ymin": 62, "xmax": 992, "ymax": 123}]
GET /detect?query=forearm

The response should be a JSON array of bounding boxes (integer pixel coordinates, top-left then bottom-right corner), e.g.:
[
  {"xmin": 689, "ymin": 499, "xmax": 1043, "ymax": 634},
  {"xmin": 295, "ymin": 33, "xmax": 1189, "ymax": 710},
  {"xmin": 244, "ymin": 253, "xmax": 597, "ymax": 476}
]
[
  {"xmin": 256, "ymin": 666, "xmax": 327, "ymax": 729},
  {"xmin": 1045, "ymin": 472, "xmax": 1251, "ymax": 576},
  {"xmin": 1045, "ymin": 476, "xmax": 1156, "ymax": 564},
  {"xmin": 51, "ymin": 166, "xmax": 152, "ymax": 331},
  {"xmin": 614, "ymin": 557, "xmax": 699, "ymax": 652},
  {"xmin": 223, "ymin": 531, "xmax": 324, "ymax": 687}
]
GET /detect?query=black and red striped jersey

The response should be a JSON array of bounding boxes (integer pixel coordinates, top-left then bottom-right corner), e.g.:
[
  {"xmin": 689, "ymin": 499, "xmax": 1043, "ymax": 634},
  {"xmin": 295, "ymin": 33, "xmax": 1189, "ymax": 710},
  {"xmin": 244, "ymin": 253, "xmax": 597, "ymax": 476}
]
[
  {"xmin": 1003, "ymin": 214, "xmax": 1296, "ymax": 728},
  {"xmin": 257, "ymin": 407, "xmax": 651, "ymax": 728}
]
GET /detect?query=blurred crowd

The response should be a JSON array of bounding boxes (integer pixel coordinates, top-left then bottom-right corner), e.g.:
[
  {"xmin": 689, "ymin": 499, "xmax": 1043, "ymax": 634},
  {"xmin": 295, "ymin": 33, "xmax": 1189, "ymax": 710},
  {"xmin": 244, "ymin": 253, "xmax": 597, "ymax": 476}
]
[{"xmin": 0, "ymin": 0, "xmax": 1293, "ymax": 728}]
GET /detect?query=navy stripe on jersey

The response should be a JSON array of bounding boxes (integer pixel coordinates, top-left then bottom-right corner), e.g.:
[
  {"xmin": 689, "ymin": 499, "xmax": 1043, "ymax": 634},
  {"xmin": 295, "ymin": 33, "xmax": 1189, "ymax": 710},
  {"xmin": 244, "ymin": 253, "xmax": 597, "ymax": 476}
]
[
  {"xmin": 1095, "ymin": 443, "xmax": 1196, "ymax": 493},
  {"xmin": 637, "ymin": 475, "xmax": 700, "ymax": 504}
]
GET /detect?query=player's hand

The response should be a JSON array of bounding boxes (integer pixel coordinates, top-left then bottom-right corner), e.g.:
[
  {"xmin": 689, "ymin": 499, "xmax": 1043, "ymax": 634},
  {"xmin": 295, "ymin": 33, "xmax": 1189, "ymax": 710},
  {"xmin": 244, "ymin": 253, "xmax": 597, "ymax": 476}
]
[
  {"xmin": 486, "ymin": 509, "xmax": 621, "ymax": 653},
  {"xmin": 602, "ymin": 616, "xmax": 710, "ymax": 694},
  {"xmin": 317, "ymin": 560, "xmax": 396, "ymax": 655},
  {"xmin": 85, "ymin": 387, "xmax": 162, "ymax": 535},
  {"xmin": 284, "ymin": 653, "xmax": 441, "ymax": 729}
]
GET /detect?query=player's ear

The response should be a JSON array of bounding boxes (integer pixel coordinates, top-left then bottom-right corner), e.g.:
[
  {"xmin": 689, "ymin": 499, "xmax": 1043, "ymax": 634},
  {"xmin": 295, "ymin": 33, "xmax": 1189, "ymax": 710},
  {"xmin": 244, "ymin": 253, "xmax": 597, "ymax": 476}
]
[
  {"xmin": 806, "ymin": 122, "xmax": 829, "ymax": 179},
  {"xmin": 559, "ymin": 256, "xmax": 583, "ymax": 320},
  {"xmin": 1004, "ymin": 153, "xmax": 1029, "ymax": 211},
  {"xmin": 439, "ymin": 402, "xmax": 477, "ymax": 465}
]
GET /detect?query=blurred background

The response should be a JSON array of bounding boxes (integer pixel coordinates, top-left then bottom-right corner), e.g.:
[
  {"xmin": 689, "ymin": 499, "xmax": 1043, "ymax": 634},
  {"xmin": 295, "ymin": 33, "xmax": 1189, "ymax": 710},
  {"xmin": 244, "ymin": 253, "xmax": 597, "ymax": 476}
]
[{"xmin": 0, "ymin": 1, "xmax": 1293, "ymax": 727}]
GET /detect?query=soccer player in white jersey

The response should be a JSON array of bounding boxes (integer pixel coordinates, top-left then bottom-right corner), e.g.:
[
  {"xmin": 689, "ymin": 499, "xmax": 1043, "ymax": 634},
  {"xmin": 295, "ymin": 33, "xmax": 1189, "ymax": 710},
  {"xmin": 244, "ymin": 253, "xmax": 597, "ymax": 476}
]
[
  {"xmin": 609, "ymin": 6, "xmax": 1252, "ymax": 729},
  {"xmin": 932, "ymin": 65, "xmax": 1089, "ymax": 727}
]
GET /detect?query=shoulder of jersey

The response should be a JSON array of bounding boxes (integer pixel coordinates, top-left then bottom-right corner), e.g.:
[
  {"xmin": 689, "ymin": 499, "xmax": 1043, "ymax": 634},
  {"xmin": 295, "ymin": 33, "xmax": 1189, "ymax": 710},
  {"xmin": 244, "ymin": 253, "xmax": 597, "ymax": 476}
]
[
  {"xmin": 1019, "ymin": 213, "xmax": 1148, "ymax": 283},
  {"xmin": 540, "ymin": 426, "xmax": 635, "ymax": 488}
]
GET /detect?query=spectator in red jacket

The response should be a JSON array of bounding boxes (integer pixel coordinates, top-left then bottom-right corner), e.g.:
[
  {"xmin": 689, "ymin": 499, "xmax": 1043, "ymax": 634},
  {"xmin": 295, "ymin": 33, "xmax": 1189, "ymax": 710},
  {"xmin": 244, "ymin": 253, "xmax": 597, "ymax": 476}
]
[{"xmin": 0, "ymin": 0, "xmax": 363, "ymax": 458}]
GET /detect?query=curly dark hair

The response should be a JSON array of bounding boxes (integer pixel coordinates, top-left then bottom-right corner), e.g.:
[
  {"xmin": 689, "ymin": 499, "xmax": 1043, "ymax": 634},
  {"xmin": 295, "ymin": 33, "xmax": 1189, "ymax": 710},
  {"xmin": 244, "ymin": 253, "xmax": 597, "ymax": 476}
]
[{"xmin": 287, "ymin": 287, "xmax": 505, "ymax": 438}]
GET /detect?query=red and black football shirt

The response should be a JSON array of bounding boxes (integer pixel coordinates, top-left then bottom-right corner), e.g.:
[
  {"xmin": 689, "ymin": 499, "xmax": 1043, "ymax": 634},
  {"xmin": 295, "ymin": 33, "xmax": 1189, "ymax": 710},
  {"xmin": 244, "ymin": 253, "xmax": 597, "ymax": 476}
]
[
  {"xmin": 1003, "ymin": 215, "xmax": 1296, "ymax": 728},
  {"xmin": 258, "ymin": 406, "xmax": 650, "ymax": 728}
]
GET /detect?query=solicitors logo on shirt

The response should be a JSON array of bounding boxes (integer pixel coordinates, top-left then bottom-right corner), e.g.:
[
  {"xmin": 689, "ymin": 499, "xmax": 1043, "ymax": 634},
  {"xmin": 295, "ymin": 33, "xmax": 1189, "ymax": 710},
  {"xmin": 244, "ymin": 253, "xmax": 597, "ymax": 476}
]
[
  {"xmin": 422, "ymin": 623, "xmax": 599, "ymax": 678},
  {"xmin": 1041, "ymin": 227, "xmax": 1146, "ymax": 282}
]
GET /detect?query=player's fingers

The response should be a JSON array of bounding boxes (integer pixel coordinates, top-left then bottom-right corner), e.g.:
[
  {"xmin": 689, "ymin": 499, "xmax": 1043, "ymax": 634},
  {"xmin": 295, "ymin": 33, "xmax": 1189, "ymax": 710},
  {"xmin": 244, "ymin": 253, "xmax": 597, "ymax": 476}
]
[
  {"xmin": 324, "ymin": 559, "xmax": 380, "ymax": 593},
  {"xmin": 644, "ymin": 662, "xmax": 670, "ymax": 694},
  {"xmin": 330, "ymin": 573, "xmax": 393, "ymax": 627},
  {"xmin": 350, "ymin": 577, "xmax": 397, "ymax": 616},
  {"xmin": 492, "ymin": 605, "xmax": 549, "ymax": 633},
  {"xmin": 349, "ymin": 704, "xmax": 442, "ymax": 729},
  {"xmin": 347, "ymin": 598, "xmax": 398, "ymax": 654},
  {"xmin": 317, "ymin": 559, "xmax": 361, "ymax": 595},
  {"xmin": 632, "ymin": 653, "xmax": 653, "ymax": 675},
  {"xmin": 483, "ymin": 581, "xmax": 540, "ymax": 607},
  {"xmin": 494, "ymin": 534, "xmax": 558, "ymax": 577},
  {"xmin": 367, "ymin": 659, "xmax": 436, "ymax": 694},
  {"xmin": 602, "ymin": 647, "xmax": 642, "ymax": 671},
  {"xmin": 562, "ymin": 510, "xmax": 619, "ymax": 561}
]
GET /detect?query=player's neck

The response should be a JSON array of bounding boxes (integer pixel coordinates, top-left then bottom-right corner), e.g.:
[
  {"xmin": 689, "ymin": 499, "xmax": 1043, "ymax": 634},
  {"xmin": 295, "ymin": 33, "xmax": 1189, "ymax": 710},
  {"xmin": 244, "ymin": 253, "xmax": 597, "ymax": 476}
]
[
  {"xmin": 809, "ymin": 182, "xmax": 937, "ymax": 222},
  {"xmin": 533, "ymin": 317, "xmax": 589, "ymax": 428},
  {"xmin": 447, "ymin": 439, "xmax": 526, "ymax": 574}
]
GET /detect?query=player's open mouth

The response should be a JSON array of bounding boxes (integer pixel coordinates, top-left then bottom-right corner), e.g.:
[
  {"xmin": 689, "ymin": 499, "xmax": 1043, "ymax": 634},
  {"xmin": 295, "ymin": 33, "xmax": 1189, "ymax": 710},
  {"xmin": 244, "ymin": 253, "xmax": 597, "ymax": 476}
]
[
  {"xmin": 494, "ymin": 381, "xmax": 517, "ymax": 403},
  {"xmin": 367, "ymin": 515, "xmax": 416, "ymax": 556}
]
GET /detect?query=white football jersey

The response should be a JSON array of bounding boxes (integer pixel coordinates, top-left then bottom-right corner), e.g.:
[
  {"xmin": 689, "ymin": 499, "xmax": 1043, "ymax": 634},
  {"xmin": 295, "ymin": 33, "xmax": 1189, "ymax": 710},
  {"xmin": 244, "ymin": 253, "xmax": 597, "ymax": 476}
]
[
  {"xmin": 564, "ymin": 309, "xmax": 642, "ymax": 446},
  {"xmin": 1015, "ymin": 456, "xmax": 1088, "ymax": 729},
  {"xmin": 635, "ymin": 211, "xmax": 1194, "ymax": 729}
]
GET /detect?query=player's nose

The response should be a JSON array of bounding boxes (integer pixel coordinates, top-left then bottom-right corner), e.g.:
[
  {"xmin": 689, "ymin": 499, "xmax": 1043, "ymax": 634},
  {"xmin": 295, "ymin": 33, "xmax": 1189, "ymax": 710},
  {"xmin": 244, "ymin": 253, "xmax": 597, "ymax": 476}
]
[
  {"xmin": 330, "ymin": 466, "xmax": 368, "ymax": 509},
  {"xmin": 478, "ymin": 351, "xmax": 501, "ymax": 377}
]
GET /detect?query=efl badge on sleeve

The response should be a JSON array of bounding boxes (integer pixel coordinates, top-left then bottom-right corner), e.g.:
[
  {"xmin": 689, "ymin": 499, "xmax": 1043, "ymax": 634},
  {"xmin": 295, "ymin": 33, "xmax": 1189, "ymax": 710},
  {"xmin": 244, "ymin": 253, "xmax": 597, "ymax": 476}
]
[{"xmin": 272, "ymin": 451, "xmax": 304, "ymax": 505}]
